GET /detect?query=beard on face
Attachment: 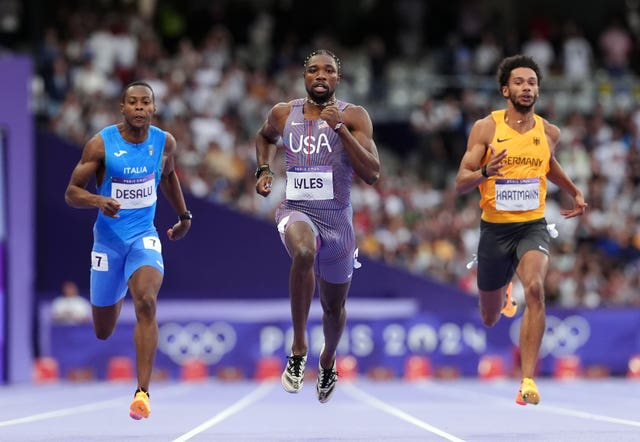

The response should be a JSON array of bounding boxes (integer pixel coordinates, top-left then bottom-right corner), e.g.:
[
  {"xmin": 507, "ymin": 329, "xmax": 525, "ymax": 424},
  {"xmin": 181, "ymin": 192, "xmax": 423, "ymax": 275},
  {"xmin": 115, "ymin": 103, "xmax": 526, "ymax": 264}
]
[
  {"xmin": 509, "ymin": 92, "xmax": 537, "ymax": 114},
  {"xmin": 307, "ymin": 86, "xmax": 333, "ymax": 104}
]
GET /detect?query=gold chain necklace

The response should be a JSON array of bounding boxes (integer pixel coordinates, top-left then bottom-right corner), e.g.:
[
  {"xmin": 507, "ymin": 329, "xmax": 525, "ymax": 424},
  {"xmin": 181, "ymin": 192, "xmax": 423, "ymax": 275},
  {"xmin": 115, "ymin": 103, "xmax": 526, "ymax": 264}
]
[{"xmin": 505, "ymin": 115, "xmax": 531, "ymax": 125}]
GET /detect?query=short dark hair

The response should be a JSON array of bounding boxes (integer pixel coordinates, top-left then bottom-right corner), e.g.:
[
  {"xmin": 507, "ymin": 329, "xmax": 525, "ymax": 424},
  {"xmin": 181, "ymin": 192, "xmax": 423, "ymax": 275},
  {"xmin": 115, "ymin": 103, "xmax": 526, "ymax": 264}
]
[
  {"xmin": 121, "ymin": 81, "xmax": 155, "ymax": 103},
  {"xmin": 303, "ymin": 49, "xmax": 341, "ymax": 76},
  {"xmin": 497, "ymin": 55, "xmax": 542, "ymax": 89}
]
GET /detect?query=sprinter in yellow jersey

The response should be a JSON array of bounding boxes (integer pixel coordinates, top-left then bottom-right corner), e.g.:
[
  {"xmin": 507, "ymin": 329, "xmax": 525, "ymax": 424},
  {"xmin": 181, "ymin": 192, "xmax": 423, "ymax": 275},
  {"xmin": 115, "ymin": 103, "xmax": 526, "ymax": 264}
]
[{"xmin": 455, "ymin": 55, "xmax": 587, "ymax": 406}]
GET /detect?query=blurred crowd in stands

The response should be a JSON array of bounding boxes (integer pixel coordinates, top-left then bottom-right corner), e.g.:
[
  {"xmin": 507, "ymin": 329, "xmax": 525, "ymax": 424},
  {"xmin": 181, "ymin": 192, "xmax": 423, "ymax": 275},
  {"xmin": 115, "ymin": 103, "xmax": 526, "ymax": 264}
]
[{"xmin": 21, "ymin": 1, "xmax": 640, "ymax": 307}]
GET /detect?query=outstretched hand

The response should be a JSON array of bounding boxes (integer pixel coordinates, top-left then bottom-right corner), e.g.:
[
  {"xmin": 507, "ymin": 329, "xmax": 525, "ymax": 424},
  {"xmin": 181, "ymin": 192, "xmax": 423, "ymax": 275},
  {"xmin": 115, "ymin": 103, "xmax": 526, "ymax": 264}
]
[{"xmin": 560, "ymin": 193, "xmax": 588, "ymax": 219}]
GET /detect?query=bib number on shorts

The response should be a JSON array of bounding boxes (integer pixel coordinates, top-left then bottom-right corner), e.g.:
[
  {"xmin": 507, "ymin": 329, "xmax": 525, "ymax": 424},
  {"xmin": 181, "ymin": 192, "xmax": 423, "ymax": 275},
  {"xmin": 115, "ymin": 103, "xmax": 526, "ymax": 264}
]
[
  {"xmin": 143, "ymin": 236, "xmax": 162, "ymax": 253},
  {"xmin": 91, "ymin": 251, "xmax": 109, "ymax": 271}
]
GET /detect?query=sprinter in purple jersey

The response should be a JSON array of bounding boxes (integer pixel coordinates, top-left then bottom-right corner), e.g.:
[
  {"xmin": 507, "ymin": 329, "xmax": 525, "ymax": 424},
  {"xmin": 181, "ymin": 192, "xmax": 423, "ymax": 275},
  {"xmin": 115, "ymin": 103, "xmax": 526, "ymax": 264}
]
[
  {"xmin": 65, "ymin": 81, "xmax": 192, "ymax": 420},
  {"xmin": 255, "ymin": 50, "xmax": 380, "ymax": 403}
]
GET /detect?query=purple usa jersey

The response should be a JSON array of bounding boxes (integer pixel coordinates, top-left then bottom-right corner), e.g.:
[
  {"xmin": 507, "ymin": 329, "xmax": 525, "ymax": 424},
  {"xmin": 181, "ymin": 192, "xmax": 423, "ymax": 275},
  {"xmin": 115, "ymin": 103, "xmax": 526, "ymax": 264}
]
[{"xmin": 275, "ymin": 99, "xmax": 358, "ymax": 284}]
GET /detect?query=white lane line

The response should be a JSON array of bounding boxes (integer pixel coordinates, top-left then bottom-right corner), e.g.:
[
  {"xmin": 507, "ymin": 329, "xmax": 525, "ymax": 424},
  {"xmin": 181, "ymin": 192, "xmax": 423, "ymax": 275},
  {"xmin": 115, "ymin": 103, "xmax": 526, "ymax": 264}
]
[
  {"xmin": 343, "ymin": 383, "xmax": 466, "ymax": 442},
  {"xmin": 0, "ymin": 397, "xmax": 124, "ymax": 427},
  {"xmin": 0, "ymin": 383, "xmax": 194, "ymax": 427},
  {"xmin": 419, "ymin": 382, "xmax": 640, "ymax": 428},
  {"xmin": 171, "ymin": 382, "xmax": 275, "ymax": 442},
  {"xmin": 538, "ymin": 404, "xmax": 640, "ymax": 428}
]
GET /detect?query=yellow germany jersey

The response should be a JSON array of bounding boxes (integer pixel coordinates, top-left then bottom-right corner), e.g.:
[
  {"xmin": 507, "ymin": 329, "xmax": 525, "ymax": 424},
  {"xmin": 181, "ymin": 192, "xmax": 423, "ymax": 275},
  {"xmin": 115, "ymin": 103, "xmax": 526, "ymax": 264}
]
[{"xmin": 479, "ymin": 109, "xmax": 551, "ymax": 223}]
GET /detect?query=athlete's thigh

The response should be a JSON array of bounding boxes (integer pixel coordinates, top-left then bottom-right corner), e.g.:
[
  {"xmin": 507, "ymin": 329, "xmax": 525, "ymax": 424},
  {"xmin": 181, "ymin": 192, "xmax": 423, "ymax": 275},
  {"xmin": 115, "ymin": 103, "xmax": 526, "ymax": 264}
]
[
  {"xmin": 515, "ymin": 219, "xmax": 550, "ymax": 261},
  {"xmin": 124, "ymin": 231, "xmax": 164, "ymax": 283},
  {"xmin": 315, "ymin": 207, "xmax": 356, "ymax": 284},
  {"xmin": 476, "ymin": 221, "xmax": 516, "ymax": 291},
  {"xmin": 128, "ymin": 265, "xmax": 163, "ymax": 301},
  {"xmin": 276, "ymin": 208, "xmax": 320, "ymax": 257},
  {"xmin": 90, "ymin": 242, "xmax": 128, "ymax": 307},
  {"xmin": 514, "ymin": 220, "xmax": 550, "ymax": 288},
  {"xmin": 515, "ymin": 249, "xmax": 549, "ymax": 290}
]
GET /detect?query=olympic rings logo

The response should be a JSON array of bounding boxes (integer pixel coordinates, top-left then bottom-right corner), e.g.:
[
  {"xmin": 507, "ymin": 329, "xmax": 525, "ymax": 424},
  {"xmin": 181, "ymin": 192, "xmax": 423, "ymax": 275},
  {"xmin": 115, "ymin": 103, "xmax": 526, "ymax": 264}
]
[
  {"xmin": 509, "ymin": 315, "xmax": 590, "ymax": 358},
  {"xmin": 157, "ymin": 322, "xmax": 237, "ymax": 365}
]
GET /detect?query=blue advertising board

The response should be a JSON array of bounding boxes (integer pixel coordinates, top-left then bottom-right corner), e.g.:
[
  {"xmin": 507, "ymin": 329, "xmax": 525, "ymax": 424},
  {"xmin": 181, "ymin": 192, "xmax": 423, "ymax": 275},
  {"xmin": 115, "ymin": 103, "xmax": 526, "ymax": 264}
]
[{"xmin": 41, "ymin": 300, "xmax": 640, "ymax": 380}]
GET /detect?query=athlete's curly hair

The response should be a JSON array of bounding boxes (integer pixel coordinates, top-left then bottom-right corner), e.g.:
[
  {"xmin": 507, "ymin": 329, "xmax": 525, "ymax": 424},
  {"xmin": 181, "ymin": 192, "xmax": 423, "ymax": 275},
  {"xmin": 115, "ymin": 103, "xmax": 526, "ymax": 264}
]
[
  {"xmin": 497, "ymin": 55, "xmax": 542, "ymax": 90},
  {"xmin": 303, "ymin": 49, "xmax": 341, "ymax": 76}
]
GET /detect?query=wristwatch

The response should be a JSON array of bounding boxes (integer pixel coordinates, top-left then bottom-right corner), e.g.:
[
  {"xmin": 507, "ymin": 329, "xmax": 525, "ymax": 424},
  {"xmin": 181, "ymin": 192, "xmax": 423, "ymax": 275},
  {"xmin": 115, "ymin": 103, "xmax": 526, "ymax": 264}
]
[{"xmin": 179, "ymin": 210, "xmax": 193, "ymax": 221}]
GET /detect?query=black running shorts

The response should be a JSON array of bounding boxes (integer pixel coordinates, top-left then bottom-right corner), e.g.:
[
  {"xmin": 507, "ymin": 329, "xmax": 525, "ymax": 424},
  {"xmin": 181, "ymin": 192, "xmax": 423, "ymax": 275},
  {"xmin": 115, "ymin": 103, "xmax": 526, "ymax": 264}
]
[{"xmin": 476, "ymin": 218, "xmax": 550, "ymax": 291}]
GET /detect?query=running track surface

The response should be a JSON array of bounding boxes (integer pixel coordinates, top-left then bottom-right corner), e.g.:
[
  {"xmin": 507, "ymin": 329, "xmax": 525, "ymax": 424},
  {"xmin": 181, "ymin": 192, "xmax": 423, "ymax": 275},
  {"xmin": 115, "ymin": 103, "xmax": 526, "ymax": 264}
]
[{"xmin": 1, "ymin": 378, "xmax": 639, "ymax": 441}]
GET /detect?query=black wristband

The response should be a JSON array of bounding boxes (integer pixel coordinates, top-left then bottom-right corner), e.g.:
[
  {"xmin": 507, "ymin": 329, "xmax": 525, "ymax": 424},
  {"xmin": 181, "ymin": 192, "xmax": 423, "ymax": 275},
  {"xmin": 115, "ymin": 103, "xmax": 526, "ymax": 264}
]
[
  {"xmin": 179, "ymin": 210, "xmax": 193, "ymax": 221},
  {"xmin": 255, "ymin": 164, "xmax": 273, "ymax": 179},
  {"xmin": 481, "ymin": 165, "xmax": 489, "ymax": 178}
]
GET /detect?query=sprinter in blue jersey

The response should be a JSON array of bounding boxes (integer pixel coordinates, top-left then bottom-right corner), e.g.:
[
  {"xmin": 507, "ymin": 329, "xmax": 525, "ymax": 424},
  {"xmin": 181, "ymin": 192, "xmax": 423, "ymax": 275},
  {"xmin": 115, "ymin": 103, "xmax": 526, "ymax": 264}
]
[
  {"xmin": 255, "ymin": 50, "xmax": 381, "ymax": 403},
  {"xmin": 65, "ymin": 81, "xmax": 192, "ymax": 420}
]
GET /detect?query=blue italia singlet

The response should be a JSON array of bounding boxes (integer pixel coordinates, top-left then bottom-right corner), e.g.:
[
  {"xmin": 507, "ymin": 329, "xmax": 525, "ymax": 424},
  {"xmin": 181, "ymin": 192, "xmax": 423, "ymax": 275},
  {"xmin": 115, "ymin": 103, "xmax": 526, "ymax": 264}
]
[{"xmin": 90, "ymin": 124, "xmax": 166, "ymax": 306}]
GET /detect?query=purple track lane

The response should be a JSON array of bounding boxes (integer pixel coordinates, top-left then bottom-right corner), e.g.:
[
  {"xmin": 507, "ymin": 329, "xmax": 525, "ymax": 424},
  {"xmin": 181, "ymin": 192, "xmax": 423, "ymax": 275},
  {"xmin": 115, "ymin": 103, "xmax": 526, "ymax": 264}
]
[{"xmin": 1, "ymin": 377, "xmax": 639, "ymax": 441}]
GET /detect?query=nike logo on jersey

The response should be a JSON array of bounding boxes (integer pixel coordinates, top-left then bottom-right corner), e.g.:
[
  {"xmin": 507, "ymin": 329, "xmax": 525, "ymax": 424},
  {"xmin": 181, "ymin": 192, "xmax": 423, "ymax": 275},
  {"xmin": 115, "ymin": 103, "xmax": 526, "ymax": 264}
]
[
  {"xmin": 114, "ymin": 150, "xmax": 128, "ymax": 157},
  {"xmin": 538, "ymin": 245, "xmax": 549, "ymax": 254},
  {"xmin": 291, "ymin": 121, "xmax": 305, "ymax": 126},
  {"xmin": 496, "ymin": 138, "xmax": 511, "ymax": 143}
]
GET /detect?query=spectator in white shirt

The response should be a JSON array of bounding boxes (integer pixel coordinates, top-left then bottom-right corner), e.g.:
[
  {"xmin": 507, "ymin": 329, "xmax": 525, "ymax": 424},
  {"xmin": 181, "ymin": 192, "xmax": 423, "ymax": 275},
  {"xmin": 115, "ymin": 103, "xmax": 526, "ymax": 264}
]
[{"xmin": 51, "ymin": 280, "xmax": 91, "ymax": 324}]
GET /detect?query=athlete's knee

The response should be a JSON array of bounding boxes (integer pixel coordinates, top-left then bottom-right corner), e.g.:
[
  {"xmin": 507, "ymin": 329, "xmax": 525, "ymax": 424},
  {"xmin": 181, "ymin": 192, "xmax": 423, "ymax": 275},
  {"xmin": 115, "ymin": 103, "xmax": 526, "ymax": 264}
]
[
  {"xmin": 133, "ymin": 293, "xmax": 157, "ymax": 320},
  {"xmin": 320, "ymin": 286, "xmax": 347, "ymax": 317},
  {"xmin": 291, "ymin": 245, "xmax": 316, "ymax": 268},
  {"xmin": 94, "ymin": 325, "xmax": 115, "ymax": 340},
  {"xmin": 524, "ymin": 279, "xmax": 545, "ymax": 303},
  {"xmin": 479, "ymin": 290, "xmax": 501, "ymax": 326},
  {"xmin": 322, "ymin": 299, "xmax": 346, "ymax": 318},
  {"xmin": 481, "ymin": 311, "xmax": 500, "ymax": 327}
]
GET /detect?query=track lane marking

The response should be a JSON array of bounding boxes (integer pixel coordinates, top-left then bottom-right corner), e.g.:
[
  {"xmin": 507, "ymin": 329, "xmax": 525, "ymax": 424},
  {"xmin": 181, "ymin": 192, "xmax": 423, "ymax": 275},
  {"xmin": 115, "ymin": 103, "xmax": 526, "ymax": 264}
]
[
  {"xmin": 343, "ymin": 383, "xmax": 466, "ymax": 442},
  {"xmin": 0, "ymin": 383, "xmax": 193, "ymax": 427},
  {"xmin": 171, "ymin": 382, "xmax": 275, "ymax": 442},
  {"xmin": 419, "ymin": 382, "xmax": 640, "ymax": 428}
]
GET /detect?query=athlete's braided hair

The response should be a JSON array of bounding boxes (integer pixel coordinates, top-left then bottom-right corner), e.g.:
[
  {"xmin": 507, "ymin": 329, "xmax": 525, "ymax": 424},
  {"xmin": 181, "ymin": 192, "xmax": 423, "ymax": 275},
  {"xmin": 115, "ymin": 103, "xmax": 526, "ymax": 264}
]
[{"xmin": 303, "ymin": 49, "xmax": 341, "ymax": 76}]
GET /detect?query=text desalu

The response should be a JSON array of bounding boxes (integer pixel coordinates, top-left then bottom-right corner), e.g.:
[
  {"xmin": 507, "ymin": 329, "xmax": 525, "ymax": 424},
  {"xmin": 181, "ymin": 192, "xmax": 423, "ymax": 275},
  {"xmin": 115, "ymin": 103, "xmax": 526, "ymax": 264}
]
[
  {"xmin": 115, "ymin": 185, "xmax": 154, "ymax": 199},
  {"xmin": 111, "ymin": 172, "xmax": 157, "ymax": 209}
]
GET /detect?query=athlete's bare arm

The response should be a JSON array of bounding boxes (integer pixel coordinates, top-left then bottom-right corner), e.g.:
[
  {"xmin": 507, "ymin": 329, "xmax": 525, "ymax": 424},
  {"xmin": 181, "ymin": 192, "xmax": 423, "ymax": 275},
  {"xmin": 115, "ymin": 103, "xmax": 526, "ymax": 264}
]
[
  {"xmin": 320, "ymin": 104, "xmax": 380, "ymax": 185},
  {"xmin": 255, "ymin": 102, "xmax": 291, "ymax": 197},
  {"xmin": 455, "ymin": 115, "xmax": 507, "ymax": 194},
  {"xmin": 64, "ymin": 134, "xmax": 121, "ymax": 218},
  {"xmin": 159, "ymin": 132, "xmax": 190, "ymax": 240},
  {"xmin": 543, "ymin": 120, "xmax": 588, "ymax": 218}
]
